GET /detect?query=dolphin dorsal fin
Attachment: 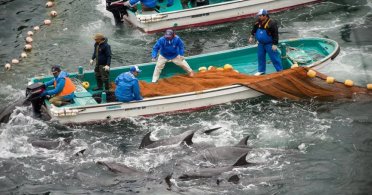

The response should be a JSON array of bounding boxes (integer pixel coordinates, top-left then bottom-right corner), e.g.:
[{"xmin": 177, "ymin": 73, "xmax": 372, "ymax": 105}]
[
  {"xmin": 203, "ymin": 127, "xmax": 221, "ymax": 135},
  {"xmin": 232, "ymin": 153, "xmax": 250, "ymax": 166},
  {"xmin": 182, "ymin": 132, "xmax": 195, "ymax": 146},
  {"xmin": 236, "ymin": 135, "xmax": 250, "ymax": 146},
  {"xmin": 139, "ymin": 132, "xmax": 154, "ymax": 149}
]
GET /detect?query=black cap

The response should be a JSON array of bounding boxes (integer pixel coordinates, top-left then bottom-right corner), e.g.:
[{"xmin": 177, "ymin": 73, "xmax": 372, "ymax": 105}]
[{"xmin": 51, "ymin": 65, "xmax": 61, "ymax": 73}]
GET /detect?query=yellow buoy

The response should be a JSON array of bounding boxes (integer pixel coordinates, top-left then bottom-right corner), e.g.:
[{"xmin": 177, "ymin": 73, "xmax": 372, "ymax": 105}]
[
  {"xmin": 27, "ymin": 31, "xmax": 34, "ymax": 36},
  {"xmin": 307, "ymin": 69, "xmax": 316, "ymax": 78},
  {"xmin": 82, "ymin": 82, "xmax": 90, "ymax": 89},
  {"xmin": 44, "ymin": 19, "xmax": 52, "ymax": 25},
  {"xmin": 208, "ymin": 66, "xmax": 216, "ymax": 71},
  {"xmin": 4, "ymin": 63, "xmax": 11, "ymax": 70},
  {"xmin": 216, "ymin": 67, "xmax": 224, "ymax": 71},
  {"xmin": 344, "ymin": 79, "xmax": 353, "ymax": 87},
  {"xmin": 33, "ymin": 26, "xmax": 40, "ymax": 31},
  {"xmin": 198, "ymin": 67, "xmax": 207, "ymax": 72},
  {"xmin": 326, "ymin": 76, "xmax": 335, "ymax": 84},
  {"xmin": 291, "ymin": 63, "xmax": 299, "ymax": 69},
  {"xmin": 367, "ymin": 84, "xmax": 372, "ymax": 90},
  {"xmin": 50, "ymin": 11, "xmax": 57, "ymax": 17},
  {"xmin": 223, "ymin": 64, "xmax": 233, "ymax": 71}
]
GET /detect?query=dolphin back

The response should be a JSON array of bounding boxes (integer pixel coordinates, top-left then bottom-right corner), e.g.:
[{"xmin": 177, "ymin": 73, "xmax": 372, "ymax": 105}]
[{"xmin": 232, "ymin": 153, "xmax": 251, "ymax": 167}]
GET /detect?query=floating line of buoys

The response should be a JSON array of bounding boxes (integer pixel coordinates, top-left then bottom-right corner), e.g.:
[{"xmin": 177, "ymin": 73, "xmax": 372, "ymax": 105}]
[
  {"xmin": 4, "ymin": 1, "xmax": 58, "ymax": 71},
  {"xmin": 306, "ymin": 68, "xmax": 371, "ymax": 90}
]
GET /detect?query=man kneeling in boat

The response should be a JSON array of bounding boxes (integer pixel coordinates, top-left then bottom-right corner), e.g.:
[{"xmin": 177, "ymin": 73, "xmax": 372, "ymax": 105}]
[
  {"xmin": 151, "ymin": 29, "xmax": 194, "ymax": 83},
  {"xmin": 40, "ymin": 65, "xmax": 76, "ymax": 107},
  {"xmin": 115, "ymin": 65, "xmax": 143, "ymax": 102}
]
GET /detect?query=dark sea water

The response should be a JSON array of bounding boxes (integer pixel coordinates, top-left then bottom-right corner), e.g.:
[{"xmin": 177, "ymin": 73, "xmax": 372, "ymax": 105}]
[{"xmin": 1, "ymin": 0, "xmax": 372, "ymax": 194}]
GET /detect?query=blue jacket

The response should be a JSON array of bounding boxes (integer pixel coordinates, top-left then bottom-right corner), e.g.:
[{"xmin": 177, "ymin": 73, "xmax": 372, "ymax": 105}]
[
  {"xmin": 42, "ymin": 71, "xmax": 74, "ymax": 100},
  {"xmin": 91, "ymin": 38, "xmax": 112, "ymax": 66},
  {"xmin": 151, "ymin": 35, "xmax": 185, "ymax": 60},
  {"xmin": 115, "ymin": 72, "xmax": 143, "ymax": 102},
  {"xmin": 129, "ymin": 0, "xmax": 162, "ymax": 8}
]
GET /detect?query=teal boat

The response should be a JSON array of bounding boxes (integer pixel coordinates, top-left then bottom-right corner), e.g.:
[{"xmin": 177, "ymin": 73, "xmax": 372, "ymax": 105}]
[{"xmin": 28, "ymin": 37, "xmax": 339, "ymax": 124}]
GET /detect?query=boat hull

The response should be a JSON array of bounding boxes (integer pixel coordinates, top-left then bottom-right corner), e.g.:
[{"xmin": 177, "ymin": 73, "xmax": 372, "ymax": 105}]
[
  {"xmin": 125, "ymin": 0, "xmax": 321, "ymax": 33},
  {"xmin": 49, "ymin": 85, "xmax": 262, "ymax": 124}
]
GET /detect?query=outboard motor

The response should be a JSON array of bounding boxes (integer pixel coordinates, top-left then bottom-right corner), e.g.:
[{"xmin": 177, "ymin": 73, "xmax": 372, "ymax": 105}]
[
  {"xmin": 25, "ymin": 82, "xmax": 46, "ymax": 116},
  {"xmin": 106, "ymin": 0, "xmax": 129, "ymax": 24}
]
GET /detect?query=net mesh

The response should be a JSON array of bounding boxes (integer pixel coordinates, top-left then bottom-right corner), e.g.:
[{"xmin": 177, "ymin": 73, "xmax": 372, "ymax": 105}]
[{"xmin": 137, "ymin": 67, "xmax": 372, "ymax": 101}]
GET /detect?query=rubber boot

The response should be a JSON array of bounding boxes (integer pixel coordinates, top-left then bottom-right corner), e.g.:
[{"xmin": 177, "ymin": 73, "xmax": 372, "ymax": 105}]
[
  {"xmin": 104, "ymin": 81, "xmax": 110, "ymax": 92},
  {"xmin": 93, "ymin": 78, "xmax": 103, "ymax": 91}
]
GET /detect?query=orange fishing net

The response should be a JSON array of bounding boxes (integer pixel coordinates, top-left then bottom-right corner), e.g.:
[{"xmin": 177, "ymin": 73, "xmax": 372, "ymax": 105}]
[{"xmin": 138, "ymin": 67, "xmax": 372, "ymax": 101}]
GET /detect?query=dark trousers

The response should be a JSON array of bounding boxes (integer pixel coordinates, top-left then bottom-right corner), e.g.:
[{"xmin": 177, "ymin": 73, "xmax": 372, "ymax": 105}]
[{"xmin": 94, "ymin": 65, "xmax": 110, "ymax": 90}]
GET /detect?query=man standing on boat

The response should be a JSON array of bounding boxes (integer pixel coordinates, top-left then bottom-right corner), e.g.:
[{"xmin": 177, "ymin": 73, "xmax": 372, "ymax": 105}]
[
  {"xmin": 151, "ymin": 29, "xmax": 194, "ymax": 83},
  {"xmin": 89, "ymin": 33, "xmax": 112, "ymax": 91},
  {"xmin": 40, "ymin": 65, "xmax": 76, "ymax": 107},
  {"xmin": 115, "ymin": 65, "xmax": 143, "ymax": 102},
  {"xmin": 249, "ymin": 9, "xmax": 282, "ymax": 76}
]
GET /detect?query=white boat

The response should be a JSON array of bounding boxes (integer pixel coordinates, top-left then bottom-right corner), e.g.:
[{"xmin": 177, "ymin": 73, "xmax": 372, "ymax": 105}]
[
  {"xmin": 27, "ymin": 37, "xmax": 339, "ymax": 124},
  {"xmin": 106, "ymin": 0, "xmax": 322, "ymax": 33}
]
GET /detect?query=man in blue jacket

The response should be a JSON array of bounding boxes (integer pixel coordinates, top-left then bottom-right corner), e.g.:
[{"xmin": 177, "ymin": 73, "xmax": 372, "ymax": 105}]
[
  {"xmin": 249, "ymin": 9, "xmax": 282, "ymax": 76},
  {"xmin": 151, "ymin": 29, "xmax": 194, "ymax": 83},
  {"xmin": 115, "ymin": 65, "xmax": 143, "ymax": 102},
  {"xmin": 40, "ymin": 65, "xmax": 76, "ymax": 106},
  {"xmin": 90, "ymin": 33, "xmax": 112, "ymax": 91}
]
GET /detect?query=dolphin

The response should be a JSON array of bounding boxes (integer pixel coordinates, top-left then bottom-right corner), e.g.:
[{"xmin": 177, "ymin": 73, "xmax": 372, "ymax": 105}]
[
  {"xmin": 31, "ymin": 137, "xmax": 72, "ymax": 149},
  {"xmin": 139, "ymin": 127, "xmax": 221, "ymax": 149},
  {"xmin": 178, "ymin": 153, "xmax": 253, "ymax": 180},
  {"xmin": 193, "ymin": 135, "xmax": 252, "ymax": 164},
  {"xmin": 0, "ymin": 97, "xmax": 27, "ymax": 123},
  {"xmin": 97, "ymin": 161, "xmax": 144, "ymax": 176}
]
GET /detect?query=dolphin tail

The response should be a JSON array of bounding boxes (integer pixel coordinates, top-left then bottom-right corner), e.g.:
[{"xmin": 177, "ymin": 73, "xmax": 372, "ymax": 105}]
[
  {"xmin": 139, "ymin": 131, "xmax": 154, "ymax": 149},
  {"xmin": 203, "ymin": 127, "xmax": 221, "ymax": 135},
  {"xmin": 182, "ymin": 132, "xmax": 195, "ymax": 146},
  {"xmin": 232, "ymin": 153, "xmax": 255, "ymax": 167},
  {"xmin": 236, "ymin": 135, "xmax": 250, "ymax": 147},
  {"xmin": 165, "ymin": 173, "xmax": 173, "ymax": 190}
]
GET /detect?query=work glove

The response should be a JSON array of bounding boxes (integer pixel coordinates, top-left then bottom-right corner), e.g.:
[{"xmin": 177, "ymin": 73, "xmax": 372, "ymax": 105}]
[
  {"xmin": 104, "ymin": 65, "xmax": 110, "ymax": 71},
  {"xmin": 166, "ymin": 3, "xmax": 173, "ymax": 7},
  {"xmin": 178, "ymin": 55, "xmax": 185, "ymax": 60},
  {"xmin": 248, "ymin": 37, "xmax": 254, "ymax": 44},
  {"xmin": 124, "ymin": 1, "xmax": 131, "ymax": 7},
  {"xmin": 152, "ymin": 58, "xmax": 156, "ymax": 62},
  {"xmin": 89, "ymin": 59, "xmax": 94, "ymax": 66},
  {"xmin": 272, "ymin": 45, "xmax": 278, "ymax": 51}
]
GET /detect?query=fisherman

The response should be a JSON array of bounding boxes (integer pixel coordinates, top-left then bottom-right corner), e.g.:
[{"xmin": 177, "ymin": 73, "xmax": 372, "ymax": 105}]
[
  {"xmin": 124, "ymin": 0, "xmax": 173, "ymax": 11},
  {"xmin": 115, "ymin": 65, "xmax": 143, "ymax": 102},
  {"xmin": 89, "ymin": 33, "xmax": 112, "ymax": 91},
  {"xmin": 151, "ymin": 29, "xmax": 194, "ymax": 83},
  {"xmin": 249, "ymin": 9, "xmax": 282, "ymax": 75},
  {"xmin": 40, "ymin": 65, "xmax": 76, "ymax": 107}
]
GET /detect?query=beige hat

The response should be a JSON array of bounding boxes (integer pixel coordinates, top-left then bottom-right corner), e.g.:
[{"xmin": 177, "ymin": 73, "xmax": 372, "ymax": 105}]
[{"xmin": 93, "ymin": 33, "xmax": 105, "ymax": 40}]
